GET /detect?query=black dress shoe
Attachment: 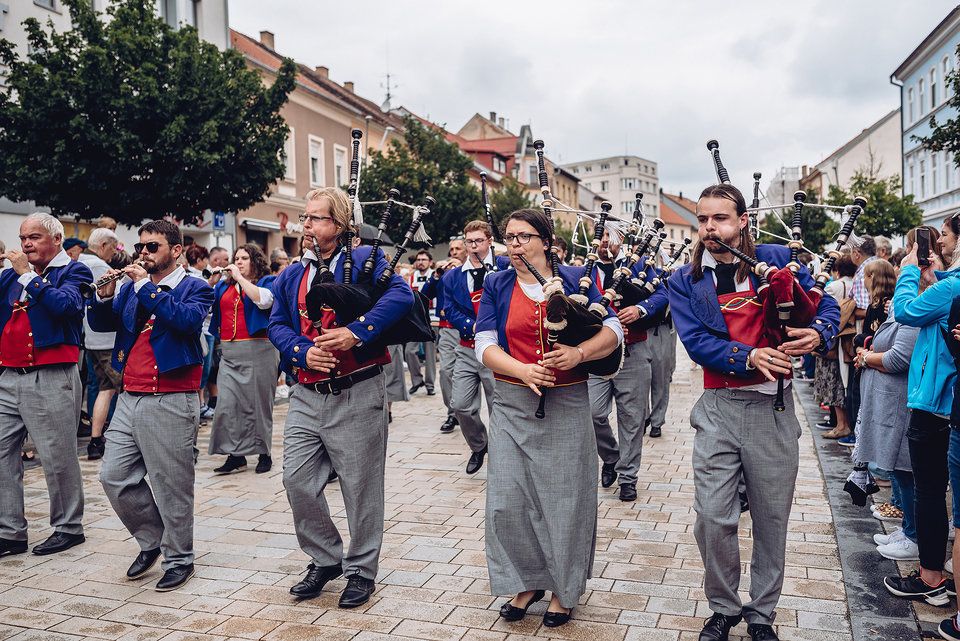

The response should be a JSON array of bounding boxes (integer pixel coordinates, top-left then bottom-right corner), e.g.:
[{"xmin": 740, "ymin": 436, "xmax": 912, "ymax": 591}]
[
  {"xmin": 338, "ymin": 575, "xmax": 375, "ymax": 608},
  {"xmin": 440, "ymin": 417, "xmax": 457, "ymax": 433},
  {"xmin": 408, "ymin": 383, "xmax": 424, "ymax": 395},
  {"xmin": 699, "ymin": 612, "xmax": 742, "ymax": 641},
  {"xmin": 426, "ymin": 388, "xmax": 435, "ymax": 396},
  {"xmin": 32, "ymin": 532, "xmax": 85, "ymax": 556},
  {"xmin": 619, "ymin": 483, "xmax": 638, "ymax": 502},
  {"xmin": 499, "ymin": 590, "xmax": 545, "ymax": 621},
  {"xmin": 601, "ymin": 463, "xmax": 618, "ymax": 488},
  {"xmin": 213, "ymin": 455, "xmax": 247, "ymax": 475},
  {"xmin": 747, "ymin": 623, "xmax": 779, "ymax": 641},
  {"xmin": 649, "ymin": 426, "xmax": 662, "ymax": 438},
  {"xmin": 543, "ymin": 608, "xmax": 573, "ymax": 628},
  {"xmin": 466, "ymin": 447, "xmax": 487, "ymax": 475},
  {"xmin": 126, "ymin": 548, "xmax": 162, "ymax": 579},
  {"xmin": 0, "ymin": 538, "xmax": 27, "ymax": 557},
  {"xmin": 740, "ymin": 491, "xmax": 750, "ymax": 513},
  {"xmin": 255, "ymin": 455, "xmax": 272, "ymax": 474},
  {"xmin": 327, "ymin": 470, "xmax": 339, "ymax": 483},
  {"xmin": 289, "ymin": 563, "xmax": 343, "ymax": 599},
  {"xmin": 87, "ymin": 436, "xmax": 105, "ymax": 460},
  {"xmin": 155, "ymin": 563, "xmax": 194, "ymax": 591}
]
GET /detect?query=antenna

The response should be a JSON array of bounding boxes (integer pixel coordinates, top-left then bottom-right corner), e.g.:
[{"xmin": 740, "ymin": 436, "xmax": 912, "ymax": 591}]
[{"xmin": 380, "ymin": 72, "xmax": 398, "ymax": 113}]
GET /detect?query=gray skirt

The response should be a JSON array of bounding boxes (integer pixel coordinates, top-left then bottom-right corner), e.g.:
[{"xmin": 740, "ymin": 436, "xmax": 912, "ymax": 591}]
[
  {"xmin": 485, "ymin": 380, "xmax": 598, "ymax": 609},
  {"xmin": 384, "ymin": 345, "xmax": 409, "ymax": 403},
  {"xmin": 208, "ymin": 339, "xmax": 280, "ymax": 456}
]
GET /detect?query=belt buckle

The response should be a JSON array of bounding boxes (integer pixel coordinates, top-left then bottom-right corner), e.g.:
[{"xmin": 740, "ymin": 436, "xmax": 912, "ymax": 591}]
[{"xmin": 14, "ymin": 367, "xmax": 29, "ymax": 375}]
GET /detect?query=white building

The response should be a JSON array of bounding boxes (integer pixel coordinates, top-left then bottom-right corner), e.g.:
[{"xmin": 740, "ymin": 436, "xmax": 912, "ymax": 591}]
[
  {"xmin": 765, "ymin": 166, "xmax": 802, "ymax": 206},
  {"xmin": 561, "ymin": 156, "xmax": 660, "ymax": 219}
]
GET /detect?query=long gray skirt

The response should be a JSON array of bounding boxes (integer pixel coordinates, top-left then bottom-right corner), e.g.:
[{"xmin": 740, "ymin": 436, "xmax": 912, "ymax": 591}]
[
  {"xmin": 208, "ymin": 339, "xmax": 280, "ymax": 456},
  {"xmin": 486, "ymin": 380, "xmax": 598, "ymax": 609},
  {"xmin": 384, "ymin": 345, "xmax": 409, "ymax": 403}
]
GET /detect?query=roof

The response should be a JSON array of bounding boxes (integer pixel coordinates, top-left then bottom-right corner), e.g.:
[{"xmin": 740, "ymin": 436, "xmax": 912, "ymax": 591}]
[
  {"xmin": 659, "ymin": 192, "xmax": 698, "ymax": 227},
  {"xmin": 891, "ymin": 6, "xmax": 960, "ymax": 81}
]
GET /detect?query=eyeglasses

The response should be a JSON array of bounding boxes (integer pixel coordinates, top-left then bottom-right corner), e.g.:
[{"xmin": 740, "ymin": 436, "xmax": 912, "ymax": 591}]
[
  {"xmin": 298, "ymin": 214, "xmax": 335, "ymax": 225},
  {"xmin": 134, "ymin": 241, "xmax": 168, "ymax": 254},
  {"xmin": 464, "ymin": 238, "xmax": 488, "ymax": 246},
  {"xmin": 504, "ymin": 233, "xmax": 541, "ymax": 245}
]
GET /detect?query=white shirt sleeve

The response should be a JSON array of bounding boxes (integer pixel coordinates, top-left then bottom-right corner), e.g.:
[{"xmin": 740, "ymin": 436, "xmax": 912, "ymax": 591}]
[
  {"xmin": 133, "ymin": 279, "xmax": 148, "ymax": 293},
  {"xmin": 474, "ymin": 330, "xmax": 499, "ymax": 364},
  {"xmin": 603, "ymin": 315, "xmax": 625, "ymax": 345},
  {"xmin": 17, "ymin": 272, "xmax": 35, "ymax": 288},
  {"xmin": 253, "ymin": 286, "xmax": 274, "ymax": 310}
]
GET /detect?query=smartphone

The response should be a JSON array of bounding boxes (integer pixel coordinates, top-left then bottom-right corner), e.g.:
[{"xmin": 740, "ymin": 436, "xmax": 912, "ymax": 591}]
[{"xmin": 917, "ymin": 227, "xmax": 931, "ymax": 267}]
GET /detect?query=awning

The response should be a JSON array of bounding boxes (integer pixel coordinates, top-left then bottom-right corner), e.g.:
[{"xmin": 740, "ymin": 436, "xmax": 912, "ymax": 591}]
[{"xmin": 239, "ymin": 218, "xmax": 282, "ymax": 231}]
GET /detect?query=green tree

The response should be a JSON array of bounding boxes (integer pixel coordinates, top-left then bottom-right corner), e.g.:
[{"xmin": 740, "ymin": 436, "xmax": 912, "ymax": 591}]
[
  {"xmin": 0, "ymin": 0, "xmax": 296, "ymax": 226},
  {"xmin": 489, "ymin": 177, "xmax": 533, "ymax": 227},
  {"xmin": 758, "ymin": 189, "xmax": 839, "ymax": 254},
  {"xmin": 825, "ymin": 172, "xmax": 921, "ymax": 238},
  {"xmin": 359, "ymin": 116, "xmax": 481, "ymax": 241}
]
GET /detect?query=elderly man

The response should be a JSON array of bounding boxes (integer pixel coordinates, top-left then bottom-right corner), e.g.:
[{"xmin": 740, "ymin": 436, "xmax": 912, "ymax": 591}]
[
  {"xmin": 0, "ymin": 213, "xmax": 92, "ymax": 557},
  {"xmin": 64, "ymin": 238, "xmax": 88, "ymax": 261}
]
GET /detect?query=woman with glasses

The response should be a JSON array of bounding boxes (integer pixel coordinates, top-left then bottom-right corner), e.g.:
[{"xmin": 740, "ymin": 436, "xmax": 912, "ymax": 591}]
[
  {"xmin": 207, "ymin": 244, "xmax": 279, "ymax": 475},
  {"xmin": 475, "ymin": 208, "xmax": 622, "ymax": 628}
]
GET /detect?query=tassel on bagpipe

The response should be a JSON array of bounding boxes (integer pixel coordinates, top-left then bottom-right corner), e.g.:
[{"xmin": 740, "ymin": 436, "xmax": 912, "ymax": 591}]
[{"xmin": 533, "ymin": 140, "xmax": 561, "ymax": 278}]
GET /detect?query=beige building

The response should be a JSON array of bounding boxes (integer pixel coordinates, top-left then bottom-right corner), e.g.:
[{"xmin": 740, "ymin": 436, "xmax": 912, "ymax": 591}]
[{"xmin": 561, "ymin": 156, "xmax": 660, "ymax": 220}]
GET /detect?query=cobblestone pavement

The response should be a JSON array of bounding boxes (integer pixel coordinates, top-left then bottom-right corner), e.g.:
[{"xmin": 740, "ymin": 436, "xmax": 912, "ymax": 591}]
[{"xmin": 1, "ymin": 349, "xmax": 853, "ymax": 641}]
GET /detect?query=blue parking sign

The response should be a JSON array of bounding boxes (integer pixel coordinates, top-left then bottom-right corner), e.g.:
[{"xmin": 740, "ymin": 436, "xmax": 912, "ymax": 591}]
[{"xmin": 213, "ymin": 211, "xmax": 225, "ymax": 231}]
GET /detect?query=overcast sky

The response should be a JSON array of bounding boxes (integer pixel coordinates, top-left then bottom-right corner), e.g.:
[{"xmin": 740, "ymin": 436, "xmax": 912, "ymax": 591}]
[{"xmin": 229, "ymin": 1, "xmax": 951, "ymax": 199}]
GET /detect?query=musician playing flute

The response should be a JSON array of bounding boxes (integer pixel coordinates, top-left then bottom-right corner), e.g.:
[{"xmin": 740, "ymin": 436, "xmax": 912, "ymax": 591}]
[
  {"xmin": 441, "ymin": 220, "xmax": 510, "ymax": 474},
  {"xmin": 90, "ymin": 220, "xmax": 214, "ymax": 591},
  {"xmin": 268, "ymin": 187, "xmax": 412, "ymax": 608},
  {"xmin": 588, "ymin": 228, "xmax": 667, "ymax": 501},
  {"xmin": 207, "ymin": 244, "xmax": 279, "ymax": 476},
  {"xmin": 476, "ymin": 209, "xmax": 621, "ymax": 628},
  {"xmin": 0, "ymin": 213, "xmax": 91, "ymax": 558},
  {"xmin": 668, "ymin": 185, "xmax": 838, "ymax": 641}
]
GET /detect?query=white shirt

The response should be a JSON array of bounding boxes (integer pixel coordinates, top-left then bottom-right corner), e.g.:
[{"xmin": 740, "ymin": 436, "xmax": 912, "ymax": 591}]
[
  {"xmin": 186, "ymin": 266, "xmax": 213, "ymax": 337},
  {"xmin": 79, "ymin": 253, "xmax": 117, "ymax": 350},
  {"xmin": 299, "ymin": 248, "xmax": 361, "ymax": 343},
  {"xmin": 461, "ymin": 248, "xmax": 496, "ymax": 292},
  {"xmin": 17, "ymin": 249, "xmax": 71, "ymax": 302}
]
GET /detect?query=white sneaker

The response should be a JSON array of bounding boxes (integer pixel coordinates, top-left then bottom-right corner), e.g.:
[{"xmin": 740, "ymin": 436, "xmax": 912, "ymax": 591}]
[
  {"xmin": 275, "ymin": 384, "xmax": 290, "ymax": 400},
  {"xmin": 874, "ymin": 528, "xmax": 905, "ymax": 546},
  {"xmin": 199, "ymin": 406, "xmax": 215, "ymax": 420},
  {"xmin": 877, "ymin": 537, "xmax": 920, "ymax": 561},
  {"xmin": 947, "ymin": 557, "xmax": 954, "ymax": 574}
]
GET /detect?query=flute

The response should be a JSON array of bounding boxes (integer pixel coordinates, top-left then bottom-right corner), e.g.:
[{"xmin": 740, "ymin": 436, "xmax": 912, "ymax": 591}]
[{"xmin": 80, "ymin": 260, "xmax": 146, "ymax": 298}]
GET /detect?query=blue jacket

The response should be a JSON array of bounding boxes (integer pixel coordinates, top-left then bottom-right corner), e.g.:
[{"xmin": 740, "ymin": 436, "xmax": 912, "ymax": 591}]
[
  {"xmin": 420, "ymin": 271, "xmax": 450, "ymax": 324},
  {"xmin": 88, "ymin": 276, "xmax": 214, "ymax": 374},
  {"xmin": 268, "ymin": 245, "xmax": 414, "ymax": 376},
  {"xmin": 668, "ymin": 244, "xmax": 839, "ymax": 376},
  {"xmin": 476, "ymin": 264, "xmax": 618, "ymax": 354},
  {"xmin": 892, "ymin": 265, "xmax": 960, "ymax": 416},
  {"xmin": 442, "ymin": 255, "xmax": 512, "ymax": 340},
  {"xmin": 0, "ymin": 260, "xmax": 92, "ymax": 349},
  {"xmin": 210, "ymin": 275, "xmax": 276, "ymax": 340}
]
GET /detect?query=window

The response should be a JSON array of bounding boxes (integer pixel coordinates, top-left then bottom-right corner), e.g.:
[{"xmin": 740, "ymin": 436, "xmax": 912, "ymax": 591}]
[
  {"xmin": 945, "ymin": 56, "xmax": 954, "ymax": 99},
  {"xmin": 946, "ymin": 151, "xmax": 952, "ymax": 191},
  {"xmin": 933, "ymin": 152, "xmax": 939, "ymax": 194},
  {"xmin": 600, "ymin": 180, "xmax": 609, "ymax": 192},
  {"xmin": 908, "ymin": 88, "xmax": 915, "ymax": 122},
  {"xmin": 585, "ymin": 165, "xmax": 592, "ymax": 173},
  {"xmin": 34, "ymin": 0, "xmax": 55, "ymax": 8},
  {"xmin": 600, "ymin": 163, "xmax": 610, "ymax": 170},
  {"xmin": 281, "ymin": 128, "xmax": 295, "ymax": 182},
  {"xmin": 919, "ymin": 79, "xmax": 926, "ymax": 116},
  {"xmin": 651, "ymin": 166, "xmax": 656, "ymax": 176},
  {"xmin": 493, "ymin": 157, "xmax": 506, "ymax": 173},
  {"xmin": 571, "ymin": 166, "xmax": 579, "ymax": 174},
  {"xmin": 908, "ymin": 161, "xmax": 915, "ymax": 195},
  {"xmin": 920, "ymin": 158, "xmax": 926, "ymax": 198},
  {"xmin": 621, "ymin": 177, "xmax": 636, "ymax": 190},
  {"xmin": 622, "ymin": 202, "xmax": 633, "ymax": 214},
  {"xmin": 333, "ymin": 144, "xmax": 347, "ymax": 188},
  {"xmin": 308, "ymin": 136, "xmax": 325, "ymax": 187},
  {"xmin": 183, "ymin": 0, "xmax": 199, "ymax": 28},
  {"xmin": 931, "ymin": 68, "xmax": 938, "ymax": 107},
  {"xmin": 584, "ymin": 182, "xmax": 592, "ymax": 190},
  {"xmin": 623, "ymin": 158, "xmax": 629, "ymax": 166},
  {"xmin": 670, "ymin": 228, "xmax": 675, "ymax": 239},
  {"xmin": 528, "ymin": 165, "xmax": 537, "ymax": 186}
]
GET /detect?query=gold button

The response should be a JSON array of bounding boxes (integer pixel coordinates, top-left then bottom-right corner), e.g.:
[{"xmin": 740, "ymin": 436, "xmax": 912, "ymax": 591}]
[
  {"xmin": 367, "ymin": 325, "xmax": 374, "ymax": 331},
  {"xmin": 150, "ymin": 293, "xmax": 156, "ymax": 299},
  {"xmin": 731, "ymin": 347, "xmax": 738, "ymax": 353},
  {"xmin": 728, "ymin": 358, "xmax": 735, "ymax": 363},
  {"xmin": 27, "ymin": 344, "xmax": 32, "ymax": 348},
  {"xmin": 294, "ymin": 346, "xmax": 300, "ymax": 353},
  {"xmin": 815, "ymin": 319, "xmax": 822, "ymax": 324},
  {"xmin": 536, "ymin": 340, "xmax": 541, "ymax": 345},
  {"xmin": 358, "ymin": 316, "xmax": 365, "ymax": 322},
  {"xmin": 729, "ymin": 371, "xmax": 735, "ymax": 375},
  {"xmin": 293, "ymin": 357, "xmax": 298, "ymax": 362},
  {"xmin": 152, "ymin": 376, "xmax": 157, "ymax": 380},
  {"xmin": 153, "ymin": 365, "xmax": 158, "ymax": 370},
  {"xmin": 27, "ymin": 332, "xmax": 32, "ymax": 337},
  {"xmin": 33, "ymin": 283, "xmax": 38, "ymax": 287}
]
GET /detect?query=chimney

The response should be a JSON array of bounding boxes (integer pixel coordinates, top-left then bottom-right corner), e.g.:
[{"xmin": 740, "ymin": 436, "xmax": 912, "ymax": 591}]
[
  {"xmin": 679, "ymin": 191, "xmax": 683, "ymax": 200},
  {"xmin": 498, "ymin": 117, "xmax": 505, "ymax": 128},
  {"xmin": 489, "ymin": 111, "xmax": 497, "ymax": 122},
  {"xmin": 314, "ymin": 66, "xmax": 329, "ymax": 79},
  {"xmin": 343, "ymin": 81, "xmax": 354, "ymax": 93},
  {"xmin": 259, "ymin": 30, "xmax": 275, "ymax": 50}
]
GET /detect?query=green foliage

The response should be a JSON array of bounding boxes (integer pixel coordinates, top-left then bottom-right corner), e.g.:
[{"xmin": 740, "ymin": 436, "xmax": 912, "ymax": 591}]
[
  {"xmin": 554, "ymin": 219, "xmax": 574, "ymax": 255},
  {"xmin": 758, "ymin": 189, "xmax": 839, "ymax": 254},
  {"xmin": 359, "ymin": 115, "xmax": 481, "ymax": 242},
  {"xmin": 489, "ymin": 177, "xmax": 533, "ymax": 229},
  {"xmin": 0, "ymin": 0, "xmax": 296, "ymax": 226},
  {"xmin": 826, "ymin": 172, "xmax": 922, "ymax": 238}
]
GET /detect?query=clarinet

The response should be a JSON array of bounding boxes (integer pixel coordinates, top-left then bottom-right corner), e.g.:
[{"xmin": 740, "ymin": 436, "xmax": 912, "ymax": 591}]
[
  {"xmin": 787, "ymin": 190, "xmax": 806, "ymax": 273},
  {"xmin": 378, "ymin": 196, "xmax": 435, "ymax": 287},
  {"xmin": 812, "ymin": 196, "xmax": 868, "ymax": 296},
  {"xmin": 707, "ymin": 140, "xmax": 731, "ymax": 184},
  {"xmin": 480, "ymin": 171, "xmax": 504, "ymax": 244},
  {"xmin": 343, "ymin": 128, "xmax": 363, "ymax": 284},
  {"xmin": 361, "ymin": 188, "xmax": 401, "ymax": 276},
  {"xmin": 750, "ymin": 172, "xmax": 762, "ymax": 241},
  {"xmin": 576, "ymin": 201, "xmax": 612, "ymax": 302},
  {"xmin": 533, "ymin": 140, "xmax": 561, "ymax": 278}
]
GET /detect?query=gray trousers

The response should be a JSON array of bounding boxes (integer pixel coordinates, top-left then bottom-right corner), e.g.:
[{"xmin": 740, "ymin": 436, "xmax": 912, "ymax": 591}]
[
  {"xmin": 437, "ymin": 328, "xmax": 459, "ymax": 419},
  {"xmin": 282, "ymin": 372, "xmax": 388, "ymax": 579},
  {"xmin": 691, "ymin": 387, "xmax": 801, "ymax": 625},
  {"xmin": 100, "ymin": 392, "xmax": 200, "ymax": 570},
  {"xmin": 450, "ymin": 344, "xmax": 494, "ymax": 453},
  {"xmin": 0, "ymin": 365, "xmax": 84, "ymax": 541},
  {"xmin": 384, "ymin": 345, "xmax": 409, "ymax": 403},
  {"xmin": 649, "ymin": 323, "xmax": 677, "ymax": 429},
  {"xmin": 404, "ymin": 341, "xmax": 436, "ymax": 391},
  {"xmin": 589, "ymin": 340, "xmax": 652, "ymax": 485}
]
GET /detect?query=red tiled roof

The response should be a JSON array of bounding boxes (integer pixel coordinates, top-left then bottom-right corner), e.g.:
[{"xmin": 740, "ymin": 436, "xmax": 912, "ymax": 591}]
[{"xmin": 659, "ymin": 198, "xmax": 692, "ymax": 227}]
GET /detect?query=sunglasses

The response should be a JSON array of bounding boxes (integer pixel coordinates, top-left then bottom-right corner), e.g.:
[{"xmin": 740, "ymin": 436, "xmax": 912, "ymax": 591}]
[{"xmin": 134, "ymin": 241, "xmax": 168, "ymax": 254}]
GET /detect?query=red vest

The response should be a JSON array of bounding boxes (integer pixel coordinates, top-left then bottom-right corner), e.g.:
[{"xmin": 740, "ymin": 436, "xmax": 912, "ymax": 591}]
[
  {"xmin": 123, "ymin": 319, "xmax": 202, "ymax": 393},
  {"xmin": 702, "ymin": 282, "xmax": 784, "ymax": 389},
  {"xmin": 296, "ymin": 268, "xmax": 390, "ymax": 384},
  {"xmin": 495, "ymin": 281, "xmax": 587, "ymax": 387},
  {"xmin": 219, "ymin": 285, "xmax": 263, "ymax": 341},
  {"xmin": 0, "ymin": 300, "xmax": 79, "ymax": 368},
  {"xmin": 595, "ymin": 268, "xmax": 646, "ymax": 345}
]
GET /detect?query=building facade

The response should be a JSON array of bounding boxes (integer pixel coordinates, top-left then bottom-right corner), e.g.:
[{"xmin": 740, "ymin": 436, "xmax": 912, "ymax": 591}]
[
  {"xmin": 659, "ymin": 192, "xmax": 698, "ymax": 246},
  {"xmin": 891, "ymin": 6, "xmax": 960, "ymax": 229},
  {"xmin": 560, "ymin": 156, "xmax": 660, "ymax": 220}
]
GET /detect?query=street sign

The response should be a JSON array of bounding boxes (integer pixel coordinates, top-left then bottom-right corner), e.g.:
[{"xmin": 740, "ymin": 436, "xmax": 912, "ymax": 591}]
[{"xmin": 213, "ymin": 211, "xmax": 225, "ymax": 231}]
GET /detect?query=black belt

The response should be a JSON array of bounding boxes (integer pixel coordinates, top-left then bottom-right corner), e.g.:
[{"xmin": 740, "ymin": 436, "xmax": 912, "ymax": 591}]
[
  {"xmin": 302, "ymin": 365, "xmax": 382, "ymax": 396},
  {"xmin": 2, "ymin": 363, "xmax": 71, "ymax": 375}
]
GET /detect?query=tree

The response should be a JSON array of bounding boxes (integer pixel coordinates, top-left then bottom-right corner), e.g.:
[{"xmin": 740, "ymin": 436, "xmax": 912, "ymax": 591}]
[
  {"xmin": 489, "ymin": 177, "xmax": 533, "ymax": 227},
  {"xmin": 0, "ymin": 0, "xmax": 296, "ymax": 226},
  {"xmin": 826, "ymin": 172, "xmax": 921, "ymax": 239},
  {"xmin": 758, "ymin": 189, "xmax": 839, "ymax": 254},
  {"xmin": 359, "ymin": 116, "xmax": 481, "ymax": 242}
]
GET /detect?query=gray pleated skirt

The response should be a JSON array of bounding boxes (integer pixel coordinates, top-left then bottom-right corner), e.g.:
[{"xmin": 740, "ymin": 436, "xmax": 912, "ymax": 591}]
[
  {"xmin": 208, "ymin": 339, "xmax": 280, "ymax": 457},
  {"xmin": 485, "ymin": 380, "xmax": 598, "ymax": 609}
]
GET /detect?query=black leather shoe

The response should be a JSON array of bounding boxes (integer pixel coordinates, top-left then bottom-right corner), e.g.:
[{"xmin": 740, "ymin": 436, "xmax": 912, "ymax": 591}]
[
  {"xmin": 747, "ymin": 623, "xmax": 779, "ymax": 641},
  {"xmin": 32, "ymin": 532, "xmax": 84, "ymax": 556},
  {"xmin": 619, "ymin": 483, "xmax": 638, "ymax": 502},
  {"xmin": 256, "ymin": 455, "xmax": 272, "ymax": 474},
  {"xmin": 543, "ymin": 608, "xmax": 573, "ymax": 628},
  {"xmin": 289, "ymin": 563, "xmax": 343, "ymax": 599},
  {"xmin": 499, "ymin": 590, "xmax": 545, "ymax": 621},
  {"xmin": 740, "ymin": 491, "xmax": 750, "ymax": 513},
  {"xmin": 327, "ymin": 470, "xmax": 339, "ymax": 483},
  {"xmin": 601, "ymin": 463, "xmax": 617, "ymax": 488},
  {"xmin": 440, "ymin": 417, "xmax": 457, "ymax": 433},
  {"xmin": 338, "ymin": 575, "xmax": 375, "ymax": 608},
  {"xmin": 698, "ymin": 612, "xmax": 742, "ymax": 641},
  {"xmin": 408, "ymin": 383, "xmax": 424, "ymax": 395},
  {"xmin": 126, "ymin": 548, "xmax": 162, "ymax": 579},
  {"xmin": 155, "ymin": 563, "xmax": 194, "ymax": 591},
  {"xmin": 466, "ymin": 447, "xmax": 487, "ymax": 475},
  {"xmin": 426, "ymin": 388, "xmax": 435, "ymax": 396},
  {"xmin": 213, "ymin": 455, "xmax": 247, "ymax": 475},
  {"xmin": 0, "ymin": 538, "xmax": 27, "ymax": 557},
  {"xmin": 87, "ymin": 436, "xmax": 105, "ymax": 460},
  {"xmin": 649, "ymin": 426, "xmax": 662, "ymax": 438}
]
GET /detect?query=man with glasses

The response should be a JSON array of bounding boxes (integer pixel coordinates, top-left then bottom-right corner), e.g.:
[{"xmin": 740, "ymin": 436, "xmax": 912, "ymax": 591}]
[
  {"xmin": 90, "ymin": 220, "xmax": 213, "ymax": 592},
  {"xmin": 442, "ymin": 221, "xmax": 510, "ymax": 474},
  {"xmin": 268, "ymin": 187, "xmax": 412, "ymax": 608},
  {"xmin": 0, "ymin": 212, "xmax": 92, "ymax": 558},
  {"xmin": 404, "ymin": 250, "xmax": 437, "ymax": 396}
]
